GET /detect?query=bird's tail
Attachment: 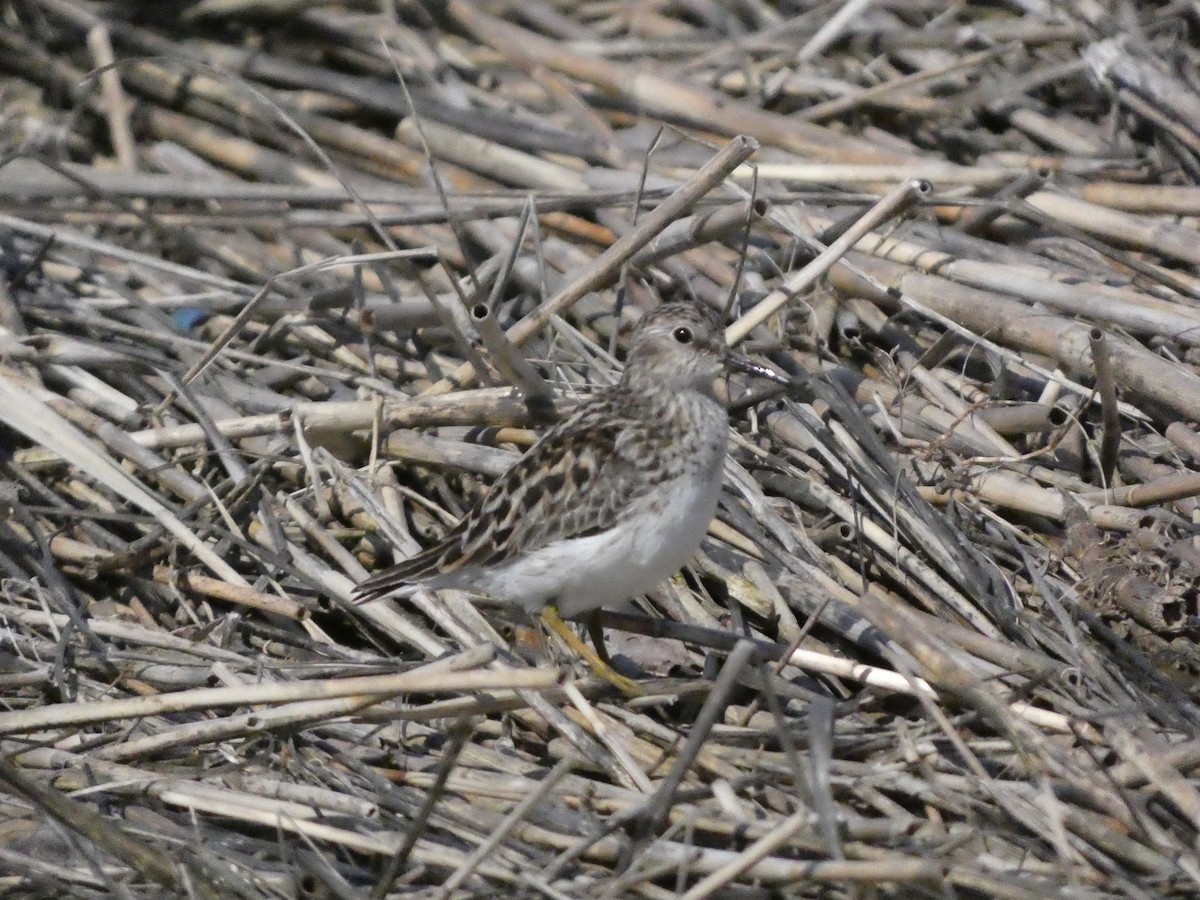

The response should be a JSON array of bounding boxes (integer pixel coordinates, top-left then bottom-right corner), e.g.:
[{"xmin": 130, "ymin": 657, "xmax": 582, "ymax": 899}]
[{"xmin": 352, "ymin": 543, "xmax": 447, "ymax": 605}]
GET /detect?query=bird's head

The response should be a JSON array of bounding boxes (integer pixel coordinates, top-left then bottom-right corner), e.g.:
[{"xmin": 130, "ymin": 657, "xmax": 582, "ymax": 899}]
[
  {"xmin": 621, "ymin": 302, "xmax": 789, "ymax": 394},
  {"xmin": 621, "ymin": 303, "xmax": 727, "ymax": 393}
]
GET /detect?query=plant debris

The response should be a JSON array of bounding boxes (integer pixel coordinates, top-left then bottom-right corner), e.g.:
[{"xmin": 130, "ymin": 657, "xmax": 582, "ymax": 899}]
[{"xmin": 2, "ymin": 1, "xmax": 1200, "ymax": 897}]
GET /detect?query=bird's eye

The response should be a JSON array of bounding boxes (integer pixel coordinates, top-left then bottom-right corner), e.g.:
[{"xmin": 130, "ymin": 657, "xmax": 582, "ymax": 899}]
[{"xmin": 673, "ymin": 327, "xmax": 693, "ymax": 344}]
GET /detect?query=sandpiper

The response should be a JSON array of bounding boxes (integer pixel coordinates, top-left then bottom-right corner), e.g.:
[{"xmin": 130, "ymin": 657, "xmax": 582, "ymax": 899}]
[{"xmin": 356, "ymin": 302, "xmax": 787, "ymax": 691}]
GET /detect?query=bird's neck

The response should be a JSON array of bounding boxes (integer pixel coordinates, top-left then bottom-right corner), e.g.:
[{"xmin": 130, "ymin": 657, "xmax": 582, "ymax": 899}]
[
  {"xmin": 616, "ymin": 379, "xmax": 724, "ymax": 427},
  {"xmin": 621, "ymin": 368, "xmax": 719, "ymax": 402}
]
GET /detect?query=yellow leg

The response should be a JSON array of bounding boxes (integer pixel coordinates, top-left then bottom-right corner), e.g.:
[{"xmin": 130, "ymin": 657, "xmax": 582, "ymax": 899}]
[{"xmin": 541, "ymin": 605, "xmax": 644, "ymax": 697}]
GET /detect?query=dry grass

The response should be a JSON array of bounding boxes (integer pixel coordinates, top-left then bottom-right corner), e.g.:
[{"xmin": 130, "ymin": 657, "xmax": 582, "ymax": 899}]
[{"xmin": 1, "ymin": 1, "xmax": 1200, "ymax": 897}]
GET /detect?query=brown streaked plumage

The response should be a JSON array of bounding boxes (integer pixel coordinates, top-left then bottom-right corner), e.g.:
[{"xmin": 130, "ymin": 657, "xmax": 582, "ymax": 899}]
[{"xmin": 355, "ymin": 302, "xmax": 784, "ymax": 618}]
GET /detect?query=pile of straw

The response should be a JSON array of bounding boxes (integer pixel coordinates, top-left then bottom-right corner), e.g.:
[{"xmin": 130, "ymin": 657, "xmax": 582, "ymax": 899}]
[{"xmin": 1, "ymin": 1, "xmax": 1199, "ymax": 896}]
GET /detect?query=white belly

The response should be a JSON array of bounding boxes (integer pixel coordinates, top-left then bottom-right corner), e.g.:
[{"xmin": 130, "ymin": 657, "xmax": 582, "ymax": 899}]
[{"xmin": 475, "ymin": 470, "xmax": 722, "ymax": 616}]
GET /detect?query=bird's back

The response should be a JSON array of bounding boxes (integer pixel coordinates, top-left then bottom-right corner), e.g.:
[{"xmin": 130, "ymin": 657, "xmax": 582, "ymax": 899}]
[{"xmin": 354, "ymin": 382, "xmax": 726, "ymax": 607}]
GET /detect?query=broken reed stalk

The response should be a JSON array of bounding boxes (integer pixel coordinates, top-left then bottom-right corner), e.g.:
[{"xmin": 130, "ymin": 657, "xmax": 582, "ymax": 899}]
[
  {"xmin": 430, "ymin": 133, "xmax": 761, "ymax": 392},
  {"xmin": 1090, "ymin": 327, "xmax": 1121, "ymax": 488},
  {"xmin": 0, "ymin": 665, "xmax": 559, "ymax": 736},
  {"xmin": 725, "ymin": 178, "xmax": 929, "ymax": 344},
  {"xmin": 470, "ymin": 302, "xmax": 556, "ymax": 422},
  {"xmin": 0, "ymin": 754, "xmax": 221, "ymax": 900},
  {"xmin": 629, "ymin": 198, "xmax": 768, "ymax": 267},
  {"xmin": 955, "ymin": 166, "xmax": 1051, "ymax": 234}
]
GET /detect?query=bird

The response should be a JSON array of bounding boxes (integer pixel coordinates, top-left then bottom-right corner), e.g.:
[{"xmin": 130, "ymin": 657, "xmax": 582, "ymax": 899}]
[{"xmin": 355, "ymin": 301, "xmax": 788, "ymax": 692}]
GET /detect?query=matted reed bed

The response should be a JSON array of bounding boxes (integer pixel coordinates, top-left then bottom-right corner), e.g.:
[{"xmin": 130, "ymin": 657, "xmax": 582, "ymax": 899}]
[{"xmin": 1, "ymin": 1, "xmax": 1199, "ymax": 897}]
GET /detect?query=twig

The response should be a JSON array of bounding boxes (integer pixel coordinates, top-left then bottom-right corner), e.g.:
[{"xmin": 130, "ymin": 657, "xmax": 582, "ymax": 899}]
[{"xmin": 1090, "ymin": 328, "xmax": 1121, "ymax": 489}]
